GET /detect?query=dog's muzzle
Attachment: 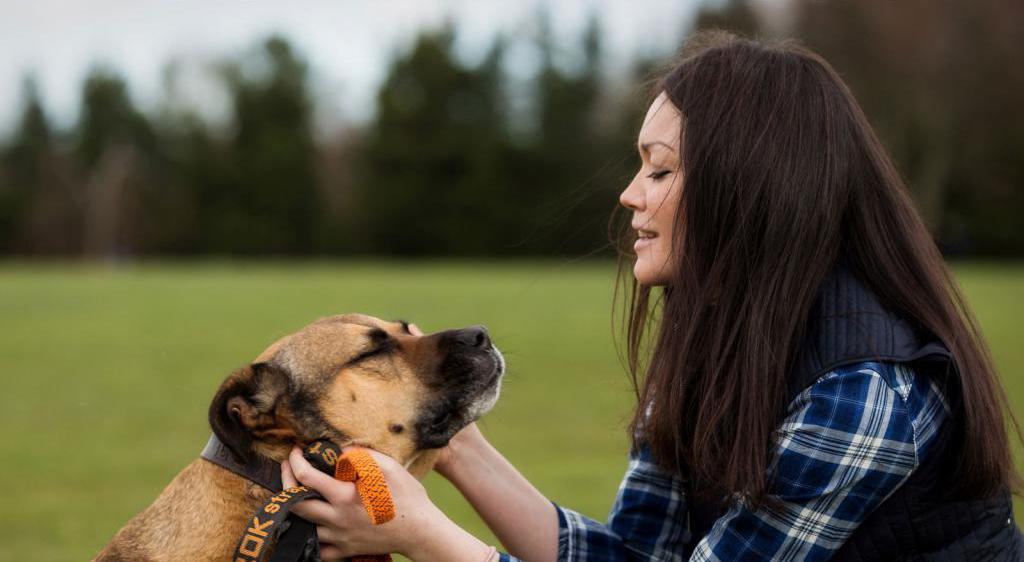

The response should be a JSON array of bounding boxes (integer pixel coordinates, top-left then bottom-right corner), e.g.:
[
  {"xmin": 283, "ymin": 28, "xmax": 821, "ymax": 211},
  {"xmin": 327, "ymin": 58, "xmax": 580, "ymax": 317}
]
[{"xmin": 413, "ymin": 325, "xmax": 505, "ymax": 449}]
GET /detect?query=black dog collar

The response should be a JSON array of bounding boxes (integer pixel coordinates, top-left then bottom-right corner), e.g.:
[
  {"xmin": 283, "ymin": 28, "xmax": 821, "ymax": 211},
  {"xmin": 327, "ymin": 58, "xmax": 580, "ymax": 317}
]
[{"xmin": 200, "ymin": 434, "xmax": 283, "ymax": 492}]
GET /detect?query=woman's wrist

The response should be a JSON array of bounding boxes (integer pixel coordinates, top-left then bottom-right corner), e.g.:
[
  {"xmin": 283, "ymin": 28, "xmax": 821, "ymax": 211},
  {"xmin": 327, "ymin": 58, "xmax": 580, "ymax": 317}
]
[
  {"xmin": 432, "ymin": 429, "xmax": 559, "ymax": 561},
  {"xmin": 436, "ymin": 424, "xmax": 492, "ymax": 484},
  {"xmin": 401, "ymin": 505, "xmax": 495, "ymax": 562}
]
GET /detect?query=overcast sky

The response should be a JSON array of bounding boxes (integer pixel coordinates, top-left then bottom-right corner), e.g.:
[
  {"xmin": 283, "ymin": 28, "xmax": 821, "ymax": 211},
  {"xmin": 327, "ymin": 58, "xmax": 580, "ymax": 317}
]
[{"xmin": 0, "ymin": 0, "xmax": 728, "ymax": 134}]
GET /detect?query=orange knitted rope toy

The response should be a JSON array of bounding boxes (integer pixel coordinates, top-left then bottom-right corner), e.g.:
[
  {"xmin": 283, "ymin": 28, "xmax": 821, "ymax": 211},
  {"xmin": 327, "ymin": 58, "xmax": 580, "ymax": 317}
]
[{"xmin": 335, "ymin": 448, "xmax": 396, "ymax": 562}]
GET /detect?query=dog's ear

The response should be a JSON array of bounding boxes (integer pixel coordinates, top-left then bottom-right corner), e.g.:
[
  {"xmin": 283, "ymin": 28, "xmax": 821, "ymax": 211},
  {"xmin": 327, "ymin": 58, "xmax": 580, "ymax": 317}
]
[{"xmin": 208, "ymin": 361, "xmax": 296, "ymax": 463}]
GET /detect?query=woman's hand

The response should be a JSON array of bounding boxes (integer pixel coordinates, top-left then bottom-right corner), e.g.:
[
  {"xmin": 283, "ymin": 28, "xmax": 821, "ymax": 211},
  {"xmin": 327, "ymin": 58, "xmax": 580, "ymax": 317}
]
[
  {"xmin": 282, "ymin": 446, "xmax": 493, "ymax": 561},
  {"xmin": 433, "ymin": 422, "xmax": 488, "ymax": 481}
]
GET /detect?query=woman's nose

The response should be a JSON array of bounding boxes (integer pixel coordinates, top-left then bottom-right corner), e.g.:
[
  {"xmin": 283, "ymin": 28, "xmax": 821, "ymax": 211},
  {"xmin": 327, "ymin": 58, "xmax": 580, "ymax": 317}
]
[{"xmin": 619, "ymin": 176, "xmax": 644, "ymax": 211}]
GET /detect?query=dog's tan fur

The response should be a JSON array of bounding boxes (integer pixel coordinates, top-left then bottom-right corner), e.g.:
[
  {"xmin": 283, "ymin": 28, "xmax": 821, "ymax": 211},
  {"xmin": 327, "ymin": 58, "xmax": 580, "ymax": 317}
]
[{"xmin": 95, "ymin": 314, "xmax": 496, "ymax": 561}]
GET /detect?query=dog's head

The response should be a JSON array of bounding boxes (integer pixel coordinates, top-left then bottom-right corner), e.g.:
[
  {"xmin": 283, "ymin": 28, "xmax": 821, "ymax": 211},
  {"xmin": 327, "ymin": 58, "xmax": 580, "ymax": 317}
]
[{"xmin": 208, "ymin": 314, "xmax": 504, "ymax": 468}]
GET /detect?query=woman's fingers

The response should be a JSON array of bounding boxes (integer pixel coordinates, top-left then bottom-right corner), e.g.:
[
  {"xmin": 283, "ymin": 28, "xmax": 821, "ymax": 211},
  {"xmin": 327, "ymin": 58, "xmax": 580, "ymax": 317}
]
[
  {"xmin": 289, "ymin": 497, "xmax": 341, "ymax": 525},
  {"xmin": 320, "ymin": 543, "xmax": 345, "ymax": 561},
  {"xmin": 288, "ymin": 446, "xmax": 358, "ymax": 505},
  {"xmin": 281, "ymin": 459, "xmax": 298, "ymax": 489},
  {"xmin": 278, "ymin": 445, "xmax": 423, "ymax": 560},
  {"xmin": 316, "ymin": 525, "xmax": 343, "ymax": 546}
]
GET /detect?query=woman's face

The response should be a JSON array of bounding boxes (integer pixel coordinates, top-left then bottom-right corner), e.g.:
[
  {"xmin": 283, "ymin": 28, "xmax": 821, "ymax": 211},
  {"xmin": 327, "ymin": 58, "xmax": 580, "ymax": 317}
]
[{"xmin": 619, "ymin": 92, "xmax": 684, "ymax": 286}]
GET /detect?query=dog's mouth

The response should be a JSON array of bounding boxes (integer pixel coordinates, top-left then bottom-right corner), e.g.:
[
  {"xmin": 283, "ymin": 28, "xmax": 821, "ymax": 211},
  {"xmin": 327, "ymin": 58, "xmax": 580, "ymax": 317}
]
[
  {"xmin": 413, "ymin": 337, "xmax": 505, "ymax": 449},
  {"xmin": 465, "ymin": 346, "xmax": 505, "ymax": 419}
]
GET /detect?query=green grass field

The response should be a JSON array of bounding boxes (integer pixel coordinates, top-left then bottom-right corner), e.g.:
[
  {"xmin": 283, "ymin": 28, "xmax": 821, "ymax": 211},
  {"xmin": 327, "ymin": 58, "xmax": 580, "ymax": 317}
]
[{"xmin": 0, "ymin": 261, "xmax": 1020, "ymax": 561}]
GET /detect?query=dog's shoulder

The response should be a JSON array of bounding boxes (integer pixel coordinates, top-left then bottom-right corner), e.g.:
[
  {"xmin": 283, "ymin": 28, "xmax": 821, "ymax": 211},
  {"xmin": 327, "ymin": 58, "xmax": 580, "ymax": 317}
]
[{"xmin": 95, "ymin": 459, "xmax": 269, "ymax": 562}]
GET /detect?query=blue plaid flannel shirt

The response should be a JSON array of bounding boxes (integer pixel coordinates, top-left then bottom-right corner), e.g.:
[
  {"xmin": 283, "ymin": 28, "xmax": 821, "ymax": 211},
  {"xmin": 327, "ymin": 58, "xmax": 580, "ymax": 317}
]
[{"xmin": 498, "ymin": 361, "xmax": 950, "ymax": 561}]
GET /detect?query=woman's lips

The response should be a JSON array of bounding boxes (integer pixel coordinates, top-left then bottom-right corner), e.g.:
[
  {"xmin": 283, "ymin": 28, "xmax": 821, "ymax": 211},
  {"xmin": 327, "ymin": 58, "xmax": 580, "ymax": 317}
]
[{"xmin": 634, "ymin": 231, "xmax": 658, "ymax": 251}]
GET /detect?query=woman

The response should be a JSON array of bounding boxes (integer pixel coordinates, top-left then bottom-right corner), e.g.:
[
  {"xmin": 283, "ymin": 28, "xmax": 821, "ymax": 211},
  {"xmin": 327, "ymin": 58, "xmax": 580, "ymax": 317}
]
[{"xmin": 282, "ymin": 31, "xmax": 1023, "ymax": 561}]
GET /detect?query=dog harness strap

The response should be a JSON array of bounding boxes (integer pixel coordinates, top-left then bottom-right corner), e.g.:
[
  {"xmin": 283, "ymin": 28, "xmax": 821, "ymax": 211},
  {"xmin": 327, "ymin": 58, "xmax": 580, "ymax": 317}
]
[
  {"xmin": 199, "ymin": 434, "xmax": 283, "ymax": 492},
  {"xmin": 269, "ymin": 515, "xmax": 319, "ymax": 561},
  {"xmin": 233, "ymin": 484, "xmax": 323, "ymax": 562},
  {"xmin": 230, "ymin": 440, "xmax": 396, "ymax": 562}
]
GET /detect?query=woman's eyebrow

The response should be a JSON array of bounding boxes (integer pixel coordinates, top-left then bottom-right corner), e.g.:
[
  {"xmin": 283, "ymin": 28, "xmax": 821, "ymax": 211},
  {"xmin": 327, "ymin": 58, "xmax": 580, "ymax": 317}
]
[{"xmin": 639, "ymin": 140, "xmax": 675, "ymax": 155}]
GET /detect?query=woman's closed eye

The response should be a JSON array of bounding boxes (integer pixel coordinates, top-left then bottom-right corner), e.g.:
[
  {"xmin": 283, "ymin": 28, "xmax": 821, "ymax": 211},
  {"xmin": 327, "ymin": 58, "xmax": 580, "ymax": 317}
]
[{"xmin": 647, "ymin": 169, "xmax": 671, "ymax": 181}]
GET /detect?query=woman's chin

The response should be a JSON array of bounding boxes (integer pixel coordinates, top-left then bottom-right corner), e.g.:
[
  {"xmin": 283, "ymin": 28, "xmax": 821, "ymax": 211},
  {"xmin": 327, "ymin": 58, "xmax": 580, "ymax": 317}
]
[{"xmin": 633, "ymin": 260, "xmax": 670, "ymax": 287}]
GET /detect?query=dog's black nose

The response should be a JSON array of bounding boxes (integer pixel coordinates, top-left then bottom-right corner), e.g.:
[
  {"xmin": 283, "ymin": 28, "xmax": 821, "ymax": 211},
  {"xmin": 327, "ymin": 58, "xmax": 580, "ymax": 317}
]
[{"xmin": 453, "ymin": 325, "xmax": 490, "ymax": 348}]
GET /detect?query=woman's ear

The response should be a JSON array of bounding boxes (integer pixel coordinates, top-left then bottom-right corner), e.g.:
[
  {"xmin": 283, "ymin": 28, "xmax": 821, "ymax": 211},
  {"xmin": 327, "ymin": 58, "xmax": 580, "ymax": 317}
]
[{"xmin": 208, "ymin": 361, "xmax": 295, "ymax": 463}]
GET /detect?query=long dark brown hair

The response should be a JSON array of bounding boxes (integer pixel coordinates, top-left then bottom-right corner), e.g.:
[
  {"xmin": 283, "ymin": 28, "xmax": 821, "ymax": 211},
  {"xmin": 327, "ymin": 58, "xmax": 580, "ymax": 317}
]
[{"xmin": 616, "ymin": 30, "xmax": 1020, "ymax": 507}]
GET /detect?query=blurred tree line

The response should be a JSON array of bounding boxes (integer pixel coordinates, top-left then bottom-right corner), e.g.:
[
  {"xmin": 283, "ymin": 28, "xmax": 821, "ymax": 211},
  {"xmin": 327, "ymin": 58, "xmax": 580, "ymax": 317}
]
[{"xmin": 0, "ymin": 0, "xmax": 1021, "ymax": 258}]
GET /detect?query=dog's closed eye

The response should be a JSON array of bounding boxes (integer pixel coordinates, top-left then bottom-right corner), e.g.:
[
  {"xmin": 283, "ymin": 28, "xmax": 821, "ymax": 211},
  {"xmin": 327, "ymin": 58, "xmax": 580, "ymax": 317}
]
[{"xmin": 347, "ymin": 328, "xmax": 396, "ymax": 366}]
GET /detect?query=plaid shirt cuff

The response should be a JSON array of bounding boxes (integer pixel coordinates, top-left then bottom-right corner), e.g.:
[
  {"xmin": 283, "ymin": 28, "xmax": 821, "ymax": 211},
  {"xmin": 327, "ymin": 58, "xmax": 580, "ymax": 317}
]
[
  {"xmin": 557, "ymin": 500, "xmax": 631, "ymax": 560},
  {"xmin": 556, "ymin": 501, "xmax": 576, "ymax": 559}
]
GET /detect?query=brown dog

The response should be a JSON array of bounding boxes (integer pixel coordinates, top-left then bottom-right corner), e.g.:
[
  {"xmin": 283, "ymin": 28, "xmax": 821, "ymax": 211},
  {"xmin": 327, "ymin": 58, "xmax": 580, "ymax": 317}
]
[{"xmin": 95, "ymin": 314, "xmax": 505, "ymax": 561}]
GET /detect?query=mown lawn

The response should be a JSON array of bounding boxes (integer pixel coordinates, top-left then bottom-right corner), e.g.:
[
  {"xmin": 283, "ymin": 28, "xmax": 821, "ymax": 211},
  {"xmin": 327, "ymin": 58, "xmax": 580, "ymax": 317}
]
[{"xmin": 0, "ymin": 261, "xmax": 1020, "ymax": 561}]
